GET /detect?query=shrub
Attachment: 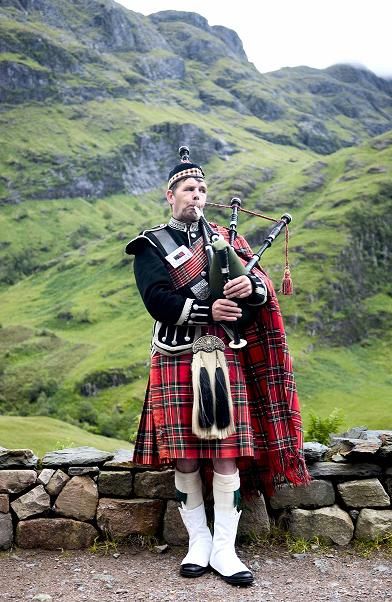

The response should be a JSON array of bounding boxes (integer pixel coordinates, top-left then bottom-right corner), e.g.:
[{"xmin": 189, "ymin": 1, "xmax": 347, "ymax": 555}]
[
  {"xmin": 0, "ymin": 251, "xmax": 40, "ymax": 284},
  {"xmin": 77, "ymin": 400, "xmax": 98, "ymax": 426},
  {"xmin": 56, "ymin": 309, "xmax": 74, "ymax": 321},
  {"xmin": 25, "ymin": 378, "xmax": 59, "ymax": 403},
  {"xmin": 73, "ymin": 309, "xmax": 94, "ymax": 324},
  {"xmin": 98, "ymin": 413, "xmax": 123, "ymax": 438}
]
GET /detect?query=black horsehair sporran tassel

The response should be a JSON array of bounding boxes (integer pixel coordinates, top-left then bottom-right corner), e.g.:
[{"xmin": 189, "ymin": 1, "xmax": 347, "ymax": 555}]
[
  {"xmin": 214, "ymin": 364, "xmax": 231, "ymax": 429},
  {"xmin": 198, "ymin": 365, "xmax": 214, "ymax": 428}
]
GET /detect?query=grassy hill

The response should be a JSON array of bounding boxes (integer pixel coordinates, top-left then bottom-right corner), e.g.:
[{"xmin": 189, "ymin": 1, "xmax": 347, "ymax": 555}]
[
  {"xmin": 0, "ymin": 415, "xmax": 133, "ymax": 457},
  {"xmin": 0, "ymin": 0, "xmax": 391, "ymax": 448}
]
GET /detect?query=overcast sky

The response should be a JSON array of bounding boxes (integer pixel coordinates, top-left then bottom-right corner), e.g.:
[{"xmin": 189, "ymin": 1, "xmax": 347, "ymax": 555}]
[{"xmin": 117, "ymin": 0, "xmax": 392, "ymax": 78}]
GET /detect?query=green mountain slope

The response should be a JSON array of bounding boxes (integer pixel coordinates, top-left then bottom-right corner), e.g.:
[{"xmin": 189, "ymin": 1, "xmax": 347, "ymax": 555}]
[
  {"xmin": 0, "ymin": 415, "xmax": 133, "ymax": 457},
  {"xmin": 0, "ymin": 0, "xmax": 391, "ymax": 442}
]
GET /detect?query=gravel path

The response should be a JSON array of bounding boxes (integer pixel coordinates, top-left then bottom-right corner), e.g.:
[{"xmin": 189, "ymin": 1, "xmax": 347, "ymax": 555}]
[{"xmin": 1, "ymin": 544, "xmax": 391, "ymax": 602}]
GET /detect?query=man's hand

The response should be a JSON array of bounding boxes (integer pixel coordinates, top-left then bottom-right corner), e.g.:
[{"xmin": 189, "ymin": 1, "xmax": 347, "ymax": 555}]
[
  {"xmin": 223, "ymin": 275, "xmax": 252, "ymax": 299},
  {"xmin": 212, "ymin": 298, "xmax": 242, "ymax": 322},
  {"xmin": 212, "ymin": 276, "xmax": 253, "ymax": 321}
]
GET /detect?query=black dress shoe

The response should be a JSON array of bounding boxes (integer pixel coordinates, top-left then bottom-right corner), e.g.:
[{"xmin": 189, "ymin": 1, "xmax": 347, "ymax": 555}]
[
  {"xmin": 180, "ymin": 563, "xmax": 209, "ymax": 578},
  {"xmin": 211, "ymin": 567, "xmax": 254, "ymax": 586}
]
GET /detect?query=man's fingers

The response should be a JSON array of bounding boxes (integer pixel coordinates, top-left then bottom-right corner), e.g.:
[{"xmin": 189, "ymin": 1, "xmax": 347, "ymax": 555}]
[
  {"xmin": 212, "ymin": 298, "xmax": 243, "ymax": 322},
  {"xmin": 224, "ymin": 276, "xmax": 251, "ymax": 299}
]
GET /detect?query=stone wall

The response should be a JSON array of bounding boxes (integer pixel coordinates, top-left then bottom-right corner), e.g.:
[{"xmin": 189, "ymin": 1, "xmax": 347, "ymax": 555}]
[{"xmin": 0, "ymin": 427, "xmax": 391, "ymax": 551}]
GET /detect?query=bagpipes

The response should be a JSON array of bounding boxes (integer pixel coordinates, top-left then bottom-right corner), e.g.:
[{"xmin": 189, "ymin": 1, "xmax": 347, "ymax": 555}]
[
  {"xmin": 195, "ymin": 204, "xmax": 291, "ymax": 348},
  {"xmin": 177, "ymin": 146, "xmax": 293, "ymax": 350}
]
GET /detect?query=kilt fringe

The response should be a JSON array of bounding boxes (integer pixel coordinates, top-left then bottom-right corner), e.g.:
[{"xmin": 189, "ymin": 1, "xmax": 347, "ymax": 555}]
[{"xmin": 266, "ymin": 449, "xmax": 311, "ymax": 497}]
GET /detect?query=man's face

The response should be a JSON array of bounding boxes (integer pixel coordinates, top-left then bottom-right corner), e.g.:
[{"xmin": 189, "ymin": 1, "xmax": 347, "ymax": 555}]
[{"xmin": 166, "ymin": 177, "xmax": 207, "ymax": 223}]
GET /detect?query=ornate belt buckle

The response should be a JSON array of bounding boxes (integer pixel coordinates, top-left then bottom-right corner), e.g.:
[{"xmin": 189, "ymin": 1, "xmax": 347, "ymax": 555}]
[{"xmin": 192, "ymin": 335, "xmax": 225, "ymax": 353}]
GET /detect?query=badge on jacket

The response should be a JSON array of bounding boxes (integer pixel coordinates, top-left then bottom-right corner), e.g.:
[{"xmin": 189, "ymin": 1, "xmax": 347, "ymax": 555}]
[{"xmin": 165, "ymin": 245, "xmax": 193, "ymax": 268}]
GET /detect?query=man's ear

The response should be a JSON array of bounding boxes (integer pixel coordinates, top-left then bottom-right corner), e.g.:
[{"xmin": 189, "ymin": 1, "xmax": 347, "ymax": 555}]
[{"xmin": 166, "ymin": 189, "xmax": 174, "ymax": 206}]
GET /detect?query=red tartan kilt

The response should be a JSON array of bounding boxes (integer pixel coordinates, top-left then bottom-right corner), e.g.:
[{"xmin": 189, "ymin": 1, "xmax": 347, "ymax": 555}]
[{"xmin": 132, "ymin": 326, "xmax": 257, "ymax": 465}]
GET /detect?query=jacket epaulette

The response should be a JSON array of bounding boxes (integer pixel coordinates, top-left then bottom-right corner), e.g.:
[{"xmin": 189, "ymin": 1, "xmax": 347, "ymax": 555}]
[{"xmin": 125, "ymin": 224, "xmax": 167, "ymax": 255}]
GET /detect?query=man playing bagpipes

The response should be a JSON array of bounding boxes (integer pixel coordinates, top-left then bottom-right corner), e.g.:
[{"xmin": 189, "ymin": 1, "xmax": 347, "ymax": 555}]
[{"xmin": 125, "ymin": 147, "xmax": 310, "ymax": 586}]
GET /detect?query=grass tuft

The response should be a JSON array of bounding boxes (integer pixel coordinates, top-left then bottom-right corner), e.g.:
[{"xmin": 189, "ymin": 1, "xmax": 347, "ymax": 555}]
[
  {"xmin": 89, "ymin": 535, "xmax": 119, "ymax": 556},
  {"xmin": 127, "ymin": 533, "xmax": 160, "ymax": 552},
  {"xmin": 353, "ymin": 533, "xmax": 392, "ymax": 558},
  {"xmin": 244, "ymin": 524, "xmax": 332, "ymax": 555}
]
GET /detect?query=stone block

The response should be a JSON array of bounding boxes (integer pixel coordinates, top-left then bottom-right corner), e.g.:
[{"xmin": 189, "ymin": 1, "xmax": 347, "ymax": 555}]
[
  {"xmin": 42, "ymin": 447, "xmax": 113, "ymax": 467},
  {"xmin": 328, "ymin": 439, "xmax": 381, "ymax": 460},
  {"xmin": 337, "ymin": 479, "xmax": 390, "ymax": 508},
  {"xmin": 0, "ymin": 448, "xmax": 38, "ymax": 469},
  {"xmin": 0, "ymin": 470, "xmax": 37, "ymax": 494},
  {"xmin": 54, "ymin": 476, "xmax": 98, "ymax": 521},
  {"xmin": 369, "ymin": 430, "xmax": 392, "ymax": 441},
  {"xmin": 98, "ymin": 471, "xmax": 133, "ymax": 498},
  {"xmin": 68, "ymin": 466, "xmax": 99, "ymax": 477},
  {"xmin": 238, "ymin": 494, "xmax": 270, "ymax": 539},
  {"xmin": 133, "ymin": 469, "xmax": 175, "ymax": 499},
  {"xmin": 289, "ymin": 504, "xmax": 354, "ymax": 545},
  {"xmin": 270, "ymin": 480, "xmax": 335, "ymax": 509},
  {"xmin": 37, "ymin": 469, "xmax": 55, "ymax": 486},
  {"xmin": 16, "ymin": 518, "xmax": 98, "ymax": 549},
  {"xmin": 163, "ymin": 500, "xmax": 188, "ymax": 545},
  {"xmin": 0, "ymin": 494, "xmax": 9, "ymax": 513},
  {"xmin": 331, "ymin": 427, "xmax": 369, "ymax": 441},
  {"xmin": 355, "ymin": 509, "xmax": 392, "ymax": 540},
  {"xmin": 97, "ymin": 498, "xmax": 164, "ymax": 538},
  {"xmin": 0, "ymin": 512, "xmax": 13, "ymax": 550},
  {"xmin": 45, "ymin": 469, "xmax": 70, "ymax": 496},
  {"xmin": 309, "ymin": 462, "xmax": 382, "ymax": 479},
  {"xmin": 102, "ymin": 449, "xmax": 135, "ymax": 470},
  {"xmin": 304, "ymin": 442, "xmax": 328, "ymax": 464},
  {"xmin": 11, "ymin": 485, "xmax": 50, "ymax": 520}
]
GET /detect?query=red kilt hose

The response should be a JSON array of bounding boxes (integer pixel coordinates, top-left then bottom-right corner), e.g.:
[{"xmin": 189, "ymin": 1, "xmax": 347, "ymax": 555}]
[{"xmin": 132, "ymin": 225, "xmax": 310, "ymax": 496}]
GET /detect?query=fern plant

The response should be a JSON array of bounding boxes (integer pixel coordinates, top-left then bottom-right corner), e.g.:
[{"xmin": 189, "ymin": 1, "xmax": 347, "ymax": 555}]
[{"xmin": 306, "ymin": 409, "xmax": 344, "ymax": 445}]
